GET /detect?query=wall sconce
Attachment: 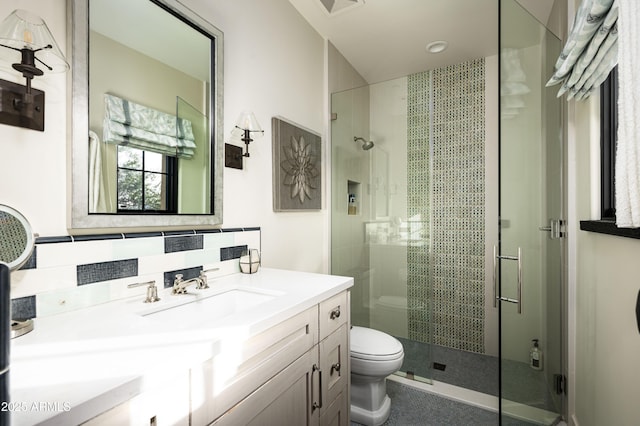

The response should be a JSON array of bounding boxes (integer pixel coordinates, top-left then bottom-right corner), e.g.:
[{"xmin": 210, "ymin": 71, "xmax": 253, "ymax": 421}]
[
  {"xmin": 225, "ymin": 111, "xmax": 263, "ymax": 169},
  {"xmin": 0, "ymin": 10, "xmax": 69, "ymax": 131}
]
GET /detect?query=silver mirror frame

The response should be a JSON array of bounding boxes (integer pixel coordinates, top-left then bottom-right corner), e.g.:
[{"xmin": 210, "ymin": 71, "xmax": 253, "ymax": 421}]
[{"xmin": 68, "ymin": 0, "xmax": 224, "ymax": 229}]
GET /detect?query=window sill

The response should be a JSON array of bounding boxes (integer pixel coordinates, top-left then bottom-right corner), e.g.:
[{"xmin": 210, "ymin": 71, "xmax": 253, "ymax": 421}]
[{"xmin": 580, "ymin": 220, "xmax": 640, "ymax": 239}]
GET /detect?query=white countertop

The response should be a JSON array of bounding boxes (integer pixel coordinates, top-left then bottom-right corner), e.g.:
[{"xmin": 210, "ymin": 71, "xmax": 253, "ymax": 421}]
[{"xmin": 9, "ymin": 268, "xmax": 353, "ymax": 425}]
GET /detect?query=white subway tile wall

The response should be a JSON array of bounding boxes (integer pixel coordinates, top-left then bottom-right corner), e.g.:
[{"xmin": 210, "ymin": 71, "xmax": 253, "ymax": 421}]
[{"xmin": 10, "ymin": 229, "xmax": 261, "ymax": 319}]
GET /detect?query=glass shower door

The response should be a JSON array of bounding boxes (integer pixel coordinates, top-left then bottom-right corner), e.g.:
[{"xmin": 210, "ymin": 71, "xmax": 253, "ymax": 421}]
[
  {"xmin": 499, "ymin": 1, "xmax": 564, "ymax": 424},
  {"xmin": 330, "ymin": 78, "xmax": 433, "ymax": 384}
]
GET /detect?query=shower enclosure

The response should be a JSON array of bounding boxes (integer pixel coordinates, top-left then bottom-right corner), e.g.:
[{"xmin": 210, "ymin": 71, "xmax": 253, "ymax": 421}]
[
  {"xmin": 331, "ymin": 58, "xmax": 493, "ymax": 386},
  {"xmin": 330, "ymin": 2, "xmax": 565, "ymax": 423}
]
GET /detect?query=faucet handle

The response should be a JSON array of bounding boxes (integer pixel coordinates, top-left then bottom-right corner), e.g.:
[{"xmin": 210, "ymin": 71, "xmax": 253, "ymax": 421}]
[
  {"xmin": 127, "ymin": 280, "xmax": 160, "ymax": 303},
  {"xmin": 198, "ymin": 268, "xmax": 219, "ymax": 289}
]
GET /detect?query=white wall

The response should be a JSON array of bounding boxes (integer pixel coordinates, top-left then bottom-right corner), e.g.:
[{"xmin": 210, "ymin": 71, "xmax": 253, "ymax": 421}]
[
  {"xmin": 0, "ymin": 0, "xmax": 327, "ymax": 274},
  {"xmin": 571, "ymin": 82, "xmax": 640, "ymax": 425},
  {"xmin": 565, "ymin": 0, "xmax": 640, "ymax": 423}
]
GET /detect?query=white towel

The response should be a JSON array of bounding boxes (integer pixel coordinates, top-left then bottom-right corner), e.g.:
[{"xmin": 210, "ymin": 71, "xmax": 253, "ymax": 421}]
[
  {"xmin": 88, "ymin": 130, "xmax": 102, "ymax": 213},
  {"xmin": 615, "ymin": 0, "xmax": 640, "ymax": 227}
]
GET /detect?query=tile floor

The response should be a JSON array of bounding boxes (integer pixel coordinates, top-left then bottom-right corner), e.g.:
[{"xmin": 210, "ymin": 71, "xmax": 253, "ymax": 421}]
[
  {"xmin": 350, "ymin": 380, "xmax": 540, "ymax": 426},
  {"xmin": 349, "ymin": 338, "xmax": 562, "ymax": 425}
]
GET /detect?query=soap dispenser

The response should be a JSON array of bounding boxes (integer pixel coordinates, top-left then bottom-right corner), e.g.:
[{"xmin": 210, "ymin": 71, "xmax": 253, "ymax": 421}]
[
  {"xmin": 530, "ymin": 339, "xmax": 543, "ymax": 371},
  {"xmin": 348, "ymin": 194, "xmax": 357, "ymax": 215}
]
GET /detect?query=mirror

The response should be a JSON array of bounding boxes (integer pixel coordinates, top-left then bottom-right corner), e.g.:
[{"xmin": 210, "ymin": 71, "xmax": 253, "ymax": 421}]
[
  {"xmin": 69, "ymin": 0, "xmax": 224, "ymax": 229},
  {"xmin": 0, "ymin": 205, "xmax": 36, "ymax": 338},
  {"xmin": 0, "ymin": 205, "xmax": 35, "ymax": 271}
]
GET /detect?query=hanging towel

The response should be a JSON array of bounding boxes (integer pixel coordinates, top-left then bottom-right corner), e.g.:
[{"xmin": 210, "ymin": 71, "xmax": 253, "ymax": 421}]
[
  {"xmin": 615, "ymin": 0, "xmax": 640, "ymax": 227},
  {"xmin": 88, "ymin": 130, "xmax": 102, "ymax": 212},
  {"xmin": 501, "ymin": 48, "xmax": 530, "ymax": 119}
]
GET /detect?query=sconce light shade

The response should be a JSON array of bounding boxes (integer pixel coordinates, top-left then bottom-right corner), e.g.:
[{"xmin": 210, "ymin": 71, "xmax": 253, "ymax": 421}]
[
  {"xmin": 233, "ymin": 111, "xmax": 263, "ymax": 135},
  {"xmin": 0, "ymin": 10, "xmax": 69, "ymax": 75},
  {"xmin": 232, "ymin": 111, "xmax": 264, "ymax": 160},
  {"xmin": 0, "ymin": 9, "xmax": 69, "ymax": 131}
]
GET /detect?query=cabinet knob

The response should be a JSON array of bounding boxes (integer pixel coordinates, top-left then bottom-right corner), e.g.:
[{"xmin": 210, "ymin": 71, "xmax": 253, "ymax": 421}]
[
  {"xmin": 330, "ymin": 307, "xmax": 341, "ymax": 320},
  {"xmin": 331, "ymin": 362, "xmax": 341, "ymax": 374}
]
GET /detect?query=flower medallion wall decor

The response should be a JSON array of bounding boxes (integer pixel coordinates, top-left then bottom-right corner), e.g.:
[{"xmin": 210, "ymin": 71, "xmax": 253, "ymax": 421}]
[{"xmin": 272, "ymin": 117, "xmax": 322, "ymax": 211}]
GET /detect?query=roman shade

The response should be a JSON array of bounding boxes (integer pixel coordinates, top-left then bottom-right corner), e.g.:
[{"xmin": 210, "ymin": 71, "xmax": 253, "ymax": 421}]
[
  {"xmin": 102, "ymin": 93, "xmax": 197, "ymax": 159},
  {"xmin": 546, "ymin": 0, "xmax": 618, "ymax": 100}
]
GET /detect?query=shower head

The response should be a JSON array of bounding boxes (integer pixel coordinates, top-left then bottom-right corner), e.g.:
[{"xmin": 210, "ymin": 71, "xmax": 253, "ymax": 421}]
[{"xmin": 354, "ymin": 136, "xmax": 374, "ymax": 150}]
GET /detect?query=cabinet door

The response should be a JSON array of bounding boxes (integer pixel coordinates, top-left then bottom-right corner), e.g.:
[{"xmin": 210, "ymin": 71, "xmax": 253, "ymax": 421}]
[
  {"xmin": 319, "ymin": 323, "xmax": 349, "ymax": 426},
  {"xmin": 82, "ymin": 371, "xmax": 190, "ymax": 426},
  {"xmin": 320, "ymin": 389, "xmax": 348, "ymax": 426},
  {"xmin": 212, "ymin": 349, "xmax": 317, "ymax": 426},
  {"xmin": 192, "ymin": 307, "xmax": 317, "ymax": 425}
]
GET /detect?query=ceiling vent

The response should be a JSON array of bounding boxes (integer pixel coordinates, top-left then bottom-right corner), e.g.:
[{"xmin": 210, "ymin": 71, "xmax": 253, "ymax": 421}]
[{"xmin": 317, "ymin": 0, "xmax": 365, "ymax": 16}]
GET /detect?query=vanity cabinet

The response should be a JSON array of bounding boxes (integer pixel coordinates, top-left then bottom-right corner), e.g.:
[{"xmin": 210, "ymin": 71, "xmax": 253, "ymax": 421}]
[
  {"xmin": 83, "ymin": 370, "xmax": 190, "ymax": 425},
  {"xmin": 10, "ymin": 269, "xmax": 353, "ymax": 426},
  {"xmin": 208, "ymin": 290, "xmax": 350, "ymax": 426}
]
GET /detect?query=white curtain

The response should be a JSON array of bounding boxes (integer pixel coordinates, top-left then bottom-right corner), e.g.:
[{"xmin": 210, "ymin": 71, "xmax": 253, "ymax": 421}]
[
  {"xmin": 546, "ymin": 0, "xmax": 618, "ymax": 100},
  {"xmin": 614, "ymin": 0, "xmax": 640, "ymax": 227}
]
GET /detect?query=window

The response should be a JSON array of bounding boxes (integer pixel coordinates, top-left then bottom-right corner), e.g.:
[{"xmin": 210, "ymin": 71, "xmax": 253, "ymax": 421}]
[
  {"xmin": 117, "ymin": 146, "xmax": 178, "ymax": 213},
  {"xmin": 600, "ymin": 66, "xmax": 617, "ymax": 220},
  {"xmin": 580, "ymin": 66, "xmax": 640, "ymax": 238}
]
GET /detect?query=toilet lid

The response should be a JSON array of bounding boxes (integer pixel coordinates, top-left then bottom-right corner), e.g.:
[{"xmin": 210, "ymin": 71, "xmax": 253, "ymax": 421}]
[{"xmin": 350, "ymin": 326, "xmax": 403, "ymax": 361}]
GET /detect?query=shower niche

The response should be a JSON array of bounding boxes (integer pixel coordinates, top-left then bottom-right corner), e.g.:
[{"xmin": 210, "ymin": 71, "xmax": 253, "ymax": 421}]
[{"xmin": 347, "ymin": 180, "xmax": 360, "ymax": 215}]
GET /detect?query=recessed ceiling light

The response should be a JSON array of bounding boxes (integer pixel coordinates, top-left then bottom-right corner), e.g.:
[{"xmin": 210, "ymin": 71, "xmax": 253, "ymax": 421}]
[{"xmin": 426, "ymin": 41, "xmax": 448, "ymax": 54}]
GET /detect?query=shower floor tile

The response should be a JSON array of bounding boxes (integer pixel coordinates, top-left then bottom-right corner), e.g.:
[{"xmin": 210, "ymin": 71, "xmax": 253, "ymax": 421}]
[
  {"xmin": 396, "ymin": 337, "xmax": 559, "ymax": 413},
  {"xmin": 350, "ymin": 380, "xmax": 539, "ymax": 426}
]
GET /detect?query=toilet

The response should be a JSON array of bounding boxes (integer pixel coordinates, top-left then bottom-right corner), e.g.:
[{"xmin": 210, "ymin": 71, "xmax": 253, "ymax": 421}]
[{"xmin": 350, "ymin": 326, "xmax": 404, "ymax": 426}]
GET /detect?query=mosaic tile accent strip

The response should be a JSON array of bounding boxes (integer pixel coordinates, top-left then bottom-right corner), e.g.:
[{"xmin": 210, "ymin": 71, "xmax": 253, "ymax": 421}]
[
  {"xmin": 19, "ymin": 247, "xmax": 37, "ymax": 270},
  {"xmin": 164, "ymin": 234, "xmax": 204, "ymax": 253},
  {"xmin": 407, "ymin": 58, "xmax": 486, "ymax": 354},
  {"xmin": 406, "ymin": 69, "xmax": 433, "ymax": 349},
  {"xmin": 77, "ymin": 258, "xmax": 139, "ymax": 286},
  {"xmin": 220, "ymin": 245, "xmax": 248, "ymax": 261},
  {"xmin": 163, "ymin": 266, "xmax": 203, "ymax": 289},
  {"xmin": 11, "ymin": 295, "xmax": 36, "ymax": 320}
]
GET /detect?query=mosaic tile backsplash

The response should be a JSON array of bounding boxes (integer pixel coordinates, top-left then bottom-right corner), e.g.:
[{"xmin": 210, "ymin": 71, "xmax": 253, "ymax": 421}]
[
  {"xmin": 10, "ymin": 228, "xmax": 261, "ymax": 320},
  {"xmin": 407, "ymin": 58, "xmax": 486, "ymax": 353}
]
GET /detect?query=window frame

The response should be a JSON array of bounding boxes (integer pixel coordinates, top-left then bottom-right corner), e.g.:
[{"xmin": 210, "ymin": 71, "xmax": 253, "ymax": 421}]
[
  {"xmin": 116, "ymin": 147, "xmax": 179, "ymax": 214},
  {"xmin": 600, "ymin": 66, "xmax": 617, "ymax": 220},
  {"xmin": 580, "ymin": 66, "xmax": 640, "ymax": 238}
]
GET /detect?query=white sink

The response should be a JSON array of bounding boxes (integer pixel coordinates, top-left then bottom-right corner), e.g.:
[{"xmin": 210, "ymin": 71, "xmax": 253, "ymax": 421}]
[{"xmin": 142, "ymin": 288, "xmax": 277, "ymax": 325}]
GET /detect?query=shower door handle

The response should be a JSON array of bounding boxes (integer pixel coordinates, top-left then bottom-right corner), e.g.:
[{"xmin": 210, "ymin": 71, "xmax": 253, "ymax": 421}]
[
  {"xmin": 493, "ymin": 246, "xmax": 523, "ymax": 314},
  {"xmin": 539, "ymin": 219, "xmax": 563, "ymax": 239}
]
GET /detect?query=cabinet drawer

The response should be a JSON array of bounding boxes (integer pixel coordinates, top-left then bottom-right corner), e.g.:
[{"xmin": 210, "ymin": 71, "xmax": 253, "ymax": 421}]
[
  {"xmin": 319, "ymin": 291, "xmax": 348, "ymax": 341},
  {"xmin": 192, "ymin": 306, "xmax": 317, "ymax": 424}
]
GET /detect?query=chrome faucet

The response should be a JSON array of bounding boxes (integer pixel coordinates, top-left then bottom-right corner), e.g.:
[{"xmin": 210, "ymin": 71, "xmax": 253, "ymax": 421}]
[
  {"xmin": 172, "ymin": 274, "xmax": 204, "ymax": 294},
  {"xmin": 127, "ymin": 280, "xmax": 160, "ymax": 303}
]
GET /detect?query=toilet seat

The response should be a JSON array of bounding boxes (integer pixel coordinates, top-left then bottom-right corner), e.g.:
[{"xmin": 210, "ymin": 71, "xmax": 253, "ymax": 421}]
[{"xmin": 350, "ymin": 326, "xmax": 403, "ymax": 361}]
